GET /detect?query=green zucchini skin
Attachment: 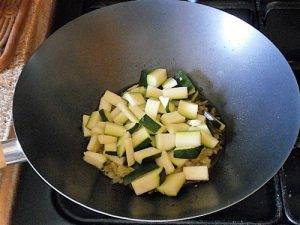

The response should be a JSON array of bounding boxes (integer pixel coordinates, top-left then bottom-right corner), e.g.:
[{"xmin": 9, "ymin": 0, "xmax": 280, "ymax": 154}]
[
  {"xmin": 174, "ymin": 70, "xmax": 195, "ymax": 93},
  {"xmin": 134, "ymin": 138, "xmax": 152, "ymax": 151},
  {"xmin": 139, "ymin": 114, "xmax": 161, "ymax": 133},
  {"xmin": 140, "ymin": 152, "xmax": 162, "ymax": 164},
  {"xmin": 128, "ymin": 123, "xmax": 140, "ymax": 134},
  {"xmin": 174, "ymin": 146, "xmax": 203, "ymax": 159},
  {"xmin": 99, "ymin": 109, "xmax": 108, "ymax": 122},
  {"xmin": 105, "ymin": 151, "xmax": 118, "ymax": 156},
  {"xmin": 123, "ymin": 162, "xmax": 159, "ymax": 185},
  {"xmin": 139, "ymin": 69, "xmax": 154, "ymax": 87}
]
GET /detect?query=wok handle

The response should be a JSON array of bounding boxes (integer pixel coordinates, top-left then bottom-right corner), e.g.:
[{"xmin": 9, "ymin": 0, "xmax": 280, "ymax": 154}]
[{"xmin": 0, "ymin": 139, "xmax": 26, "ymax": 169}]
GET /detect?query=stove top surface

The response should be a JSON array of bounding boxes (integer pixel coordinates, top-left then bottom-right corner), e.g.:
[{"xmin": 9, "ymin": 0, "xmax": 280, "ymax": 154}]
[{"xmin": 11, "ymin": 1, "xmax": 300, "ymax": 224}]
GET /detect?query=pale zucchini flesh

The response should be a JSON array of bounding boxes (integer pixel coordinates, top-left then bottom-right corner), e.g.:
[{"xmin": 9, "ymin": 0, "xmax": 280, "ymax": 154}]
[
  {"xmin": 86, "ymin": 111, "xmax": 101, "ymax": 129},
  {"xmin": 82, "ymin": 115, "xmax": 92, "ymax": 137},
  {"xmin": 123, "ymin": 92, "xmax": 145, "ymax": 106},
  {"xmin": 146, "ymin": 86, "xmax": 163, "ymax": 98},
  {"xmin": 87, "ymin": 135, "xmax": 101, "ymax": 152},
  {"xmin": 166, "ymin": 123, "xmax": 190, "ymax": 133},
  {"xmin": 178, "ymin": 100, "xmax": 198, "ymax": 119},
  {"xmin": 102, "ymin": 90, "xmax": 126, "ymax": 106},
  {"xmin": 131, "ymin": 168, "xmax": 162, "ymax": 195},
  {"xmin": 162, "ymin": 77, "xmax": 177, "ymax": 89},
  {"xmin": 157, "ymin": 172, "xmax": 186, "ymax": 196},
  {"xmin": 146, "ymin": 69, "xmax": 167, "ymax": 87},
  {"xmin": 161, "ymin": 111, "xmax": 185, "ymax": 125},
  {"xmin": 145, "ymin": 98, "xmax": 160, "ymax": 119},
  {"xmin": 104, "ymin": 123, "xmax": 126, "ymax": 137},
  {"xmin": 163, "ymin": 87, "xmax": 188, "ymax": 100},
  {"xmin": 155, "ymin": 133, "xmax": 175, "ymax": 151},
  {"xmin": 83, "ymin": 151, "xmax": 107, "ymax": 169},
  {"xmin": 125, "ymin": 137, "xmax": 135, "ymax": 166},
  {"xmin": 113, "ymin": 112, "xmax": 128, "ymax": 125},
  {"xmin": 183, "ymin": 166, "xmax": 209, "ymax": 181},
  {"xmin": 160, "ymin": 150, "xmax": 175, "ymax": 175},
  {"xmin": 99, "ymin": 98, "xmax": 112, "ymax": 111},
  {"xmin": 134, "ymin": 147, "xmax": 161, "ymax": 164},
  {"xmin": 175, "ymin": 131, "xmax": 201, "ymax": 148},
  {"xmin": 98, "ymin": 135, "xmax": 117, "ymax": 144}
]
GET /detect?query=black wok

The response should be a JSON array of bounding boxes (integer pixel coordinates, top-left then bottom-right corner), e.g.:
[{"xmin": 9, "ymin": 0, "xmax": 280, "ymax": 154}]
[{"xmin": 1, "ymin": 0, "xmax": 299, "ymax": 222}]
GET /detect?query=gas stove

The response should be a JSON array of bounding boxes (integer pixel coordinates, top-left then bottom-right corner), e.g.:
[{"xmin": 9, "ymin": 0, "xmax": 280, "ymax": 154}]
[{"xmin": 11, "ymin": 1, "xmax": 300, "ymax": 224}]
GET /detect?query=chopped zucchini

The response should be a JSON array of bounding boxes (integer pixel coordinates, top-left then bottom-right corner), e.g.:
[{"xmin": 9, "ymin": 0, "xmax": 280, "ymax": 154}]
[
  {"xmin": 99, "ymin": 98, "xmax": 112, "ymax": 111},
  {"xmin": 104, "ymin": 143, "xmax": 117, "ymax": 153},
  {"xmin": 162, "ymin": 77, "xmax": 177, "ymax": 89},
  {"xmin": 187, "ymin": 119, "xmax": 203, "ymax": 127},
  {"xmin": 200, "ymin": 131, "xmax": 219, "ymax": 148},
  {"xmin": 178, "ymin": 100, "xmax": 198, "ymax": 119},
  {"xmin": 134, "ymin": 147, "xmax": 162, "ymax": 164},
  {"xmin": 83, "ymin": 151, "xmax": 107, "ymax": 169},
  {"xmin": 150, "ymin": 135, "xmax": 156, "ymax": 147},
  {"xmin": 155, "ymin": 133, "xmax": 175, "ymax": 151},
  {"xmin": 159, "ymin": 150, "xmax": 175, "ymax": 174},
  {"xmin": 173, "ymin": 146, "xmax": 202, "ymax": 159},
  {"xmin": 161, "ymin": 111, "xmax": 185, "ymax": 125},
  {"xmin": 204, "ymin": 111, "xmax": 225, "ymax": 131},
  {"xmin": 157, "ymin": 125, "xmax": 167, "ymax": 133},
  {"xmin": 145, "ymin": 98, "xmax": 160, "ymax": 119},
  {"xmin": 87, "ymin": 135, "xmax": 101, "ymax": 152},
  {"xmin": 197, "ymin": 114, "xmax": 206, "ymax": 123},
  {"xmin": 129, "ymin": 86, "xmax": 146, "ymax": 95},
  {"xmin": 129, "ymin": 105, "xmax": 145, "ymax": 120},
  {"xmin": 168, "ymin": 151, "xmax": 187, "ymax": 167},
  {"xmin": 156, "ymin": 113, "xmax": 162, "ymax": 121},
  {"xmin": 99, "ymin": 109, "xmax": 113, "ymax": 122},
  {"xmin": 139, "ymin": 114, "xmax": 161, "ymax": 134},
  {"xmin": 158, "ymin": 103, "xmax": 166, "ymax": 114},
  {"xmin": 124, "ymin": 122, "xmax": 140, "ymax": 134},
  {"xmin": 175, "ymin": 131, "xmax": 201, "ymax": 148},
  {"xmin": 116, "ymin": 102, "xmax": 138, "ymax": 123},
  {"xmin": 146, "ymin": 86, "xmax": 163, "ymax": 98},
  {"xmin": 113, "ymin": 112, "xmax": 128, "ymax": 125},
  {"xmin": 166, "ymin": 123, "xmax": 190, "ymax": 133},
  {"xmin": 110, "ymin": 107, "xmax": 121, "ymax": 118},
  {"xmin": 102, "ymin": 90, "xmax": 126, "ymax": 106},
  {"xmin": 183, "ymin": 166, "xmax": 209, "ymax": 181},
  {"xmin": 157, "ymin": 172, "xmax": 186, "ymax": 196},
  {"xmin": 82, "ymin": 115, "xmax": 92, "ymax": 137},
  {"xmin": 159, "ymin": 96, "xmax": 169, "ymax": 108},
  {"xmin": 125, "ymin": 137, "xmax": 135, "ymax": 166},
  {"xmin": 146, "ymin": 69, "xmax": 167, "ymax": 87},
  {"xmin": 123, "ymin": 92, "xmax": 145, "ymax": 106},
  {"xmin": 86, "ymin": 111, "xmax": 101, "ymax": 129},
  {"xmin": 132, "ymin": 127, "xmax": 151, "ymax": 151},
  {"xmin": 163, "ymin": 87, "xmax": 188, "ymax": 99},
  {"xmin": 104, "ymin": 123, "xmax": 126, "ymax": 137},
  {"xmin": 155, "ymin": 156, "xmax": 164, "ymax": 167},
  {"xmin": 117, "ymin": 133, "xmax": 128, "ymax": 157},
  {"xmin": 98, "ymin": 135, "xmax": 117, "ymax": 144},
  {"xmin": 106, "ymin": 155, "xmax": 125, "ymax": 165},
  {"xmin": 91, "ymin": 122, "xmax": 106, "ymax": 135},
  {"xmin": 104, "ymin": 151, "xmax": 118, "ymax": 156},
  {"xmin": 123, "ymin": 161, "xmax": 159, "ymax": 185},
  {"xmin": 168, "ymin": 101, "xmax": 176, "ymax": 112},
  {"xmin": 139, "ymin": 69, "xmax": 152, "ymax": 87},
  {"xmin": 174, "ymin": 70, "xmax": 195, "ymax": 94},
  {"xmin": 131, "ymin": 168, "xmax": 162, "ymax": 195}
]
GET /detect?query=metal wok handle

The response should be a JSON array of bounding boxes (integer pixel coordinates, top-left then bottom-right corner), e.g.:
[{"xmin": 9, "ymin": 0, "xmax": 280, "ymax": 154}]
[{"xmin": 0, "ymin": 139, "xmax": 27, "ymax": 169}]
